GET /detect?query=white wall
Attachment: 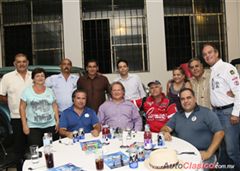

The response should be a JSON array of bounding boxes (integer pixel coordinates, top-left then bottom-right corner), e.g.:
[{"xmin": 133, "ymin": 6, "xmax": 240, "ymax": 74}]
[
  {"xmin": 139, "ymin": 0, "xmax": 171, "ymax": 90},
  {"xmin": 225, "ymin": 1, "xmax": 240, "ymax": 62},
  {"xmin": 0, "ymin": 0, "xmax": 238, "ymax": 90},
  {"xmin": 62, "ymin": 0, "xmax": 240, "ymax": 90},
  {"xmin": 62, "ymin": 0, "xmax": 83, "ymax": 67}
]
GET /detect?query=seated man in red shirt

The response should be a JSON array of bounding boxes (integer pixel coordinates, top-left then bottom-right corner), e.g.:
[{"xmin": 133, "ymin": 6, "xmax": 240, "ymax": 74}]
[{"xmin": 133, "ymin": 80, "xmax": 177, "ymax": 132}]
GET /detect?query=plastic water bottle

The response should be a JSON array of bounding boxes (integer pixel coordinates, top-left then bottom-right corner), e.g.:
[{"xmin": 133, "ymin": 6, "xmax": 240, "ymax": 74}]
[
  {"xmin": 43, "ymin": 133, "xmax": 50, "ymax": 146},
  {"xmin": 144, "ymin": 124, "xmax": 152, "ymax": 150}
]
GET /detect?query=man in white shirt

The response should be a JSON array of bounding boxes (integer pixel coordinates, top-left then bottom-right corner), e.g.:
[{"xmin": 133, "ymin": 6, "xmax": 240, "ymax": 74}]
[
  {"xmin": 114, "ymin": 59, "xmax": 146, "ymax": 100},
  {"xmin": 202, "ymin": 43, "xmax": 240, "ymax": 170},
  {"xmin": 45, "ymin": 58, "xmax": 79, "ymax": 115},
  {"xmin": 0, "ymin": 53, "xmax": 32, "ymax": 171}
]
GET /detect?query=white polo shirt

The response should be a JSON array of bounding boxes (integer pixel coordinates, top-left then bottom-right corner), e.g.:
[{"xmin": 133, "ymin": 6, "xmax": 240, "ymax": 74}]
[
  {"xmin": 0, "ymin": 70, "xmax": 32, "ymax": 118},
  {"xmin": 210, "ymin": 59, "xmax": 240, "ymax": 116},
  {"xmin": 114, "ymin": 73, "xmax": 146, "ymax": 100}
]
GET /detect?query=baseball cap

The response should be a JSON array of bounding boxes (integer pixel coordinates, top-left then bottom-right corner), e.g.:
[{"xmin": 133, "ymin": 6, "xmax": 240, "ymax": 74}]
[{"xmin": 147, "ymin": 80, "xmax": 161, "ymax": 87}]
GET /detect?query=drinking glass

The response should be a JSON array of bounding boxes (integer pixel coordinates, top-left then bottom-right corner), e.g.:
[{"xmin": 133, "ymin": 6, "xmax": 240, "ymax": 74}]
[{"xmin": 29, "ymin": 145, "xmax": 39, "ymax": 164}]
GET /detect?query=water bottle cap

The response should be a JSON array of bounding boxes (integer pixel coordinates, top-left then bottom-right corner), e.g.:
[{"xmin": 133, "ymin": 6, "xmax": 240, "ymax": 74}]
[{"xmin": 145, "ymin": 124, "xmax": 150, "ymax": 131}]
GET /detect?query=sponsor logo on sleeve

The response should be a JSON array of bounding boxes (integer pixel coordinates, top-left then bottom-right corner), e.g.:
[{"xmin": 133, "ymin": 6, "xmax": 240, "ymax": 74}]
[
  {"xmin": 230, "ymin": 70, "xmax": 235, "ymax": 75},
  {"xmin": 234, "ymin": 80, "xmax": 239, "ymax": 86}
]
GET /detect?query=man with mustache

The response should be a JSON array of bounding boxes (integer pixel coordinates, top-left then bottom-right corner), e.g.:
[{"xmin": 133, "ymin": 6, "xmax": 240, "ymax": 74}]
[
  {"xmin": 59, "ymin": 89, "xmax": 100, "ymax": 138},
  {"xmin": 188, "ymin": 58, "xmax": 211, "ymax": 109},
  {"xmin": 0, "ymin": 53, "xmax": 32, "ymax": 171},
  {"xmin": 46, "ymin": 58, "xmax": 79, "ymax": 116}
]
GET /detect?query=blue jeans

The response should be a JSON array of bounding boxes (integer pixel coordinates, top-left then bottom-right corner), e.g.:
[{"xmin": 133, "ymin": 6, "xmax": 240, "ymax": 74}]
[{"xmin": 213, "ymin": 107, "xmax": 240, "ymax": 170}]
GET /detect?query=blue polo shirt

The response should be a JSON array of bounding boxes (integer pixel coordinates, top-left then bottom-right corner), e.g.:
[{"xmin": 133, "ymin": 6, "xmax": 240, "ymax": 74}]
[
  {"xmin": 167, "ymin": 105, "xmax": 223, "ymax": 151},
  {"xmin": 60, "ymin": 106, "xmax": 99, "ymax": 133}
]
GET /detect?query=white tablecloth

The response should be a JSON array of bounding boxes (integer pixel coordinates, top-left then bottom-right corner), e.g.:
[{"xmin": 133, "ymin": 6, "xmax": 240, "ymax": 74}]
[{"xmin": 23, "ymin": 132, "xmax": 203, "ymax": 171}]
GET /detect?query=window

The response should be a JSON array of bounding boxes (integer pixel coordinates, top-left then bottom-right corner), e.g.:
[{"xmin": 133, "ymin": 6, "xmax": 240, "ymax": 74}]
[
  {"xmin": 0, "ymin": 0, "xmax": 63, "ymax": 66},
  {"xmin": 164, "ymin": 0, "xmax": 227, "ymax": 70},
  {"xmin": 81, "ymin": 0, "xmax": 148, "ymax": 73}
]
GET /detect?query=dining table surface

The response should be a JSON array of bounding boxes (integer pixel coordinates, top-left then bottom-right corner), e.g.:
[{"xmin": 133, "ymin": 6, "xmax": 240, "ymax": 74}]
[{"xmin": 22, "ymin": 131, "xmax": 203, "ymax": 171}]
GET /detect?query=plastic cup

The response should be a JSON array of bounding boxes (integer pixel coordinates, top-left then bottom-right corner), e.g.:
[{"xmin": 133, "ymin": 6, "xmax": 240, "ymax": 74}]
[
  {"xmin": 95, "ymin": 149, "xmax": 104, "ymax": 170},
  {"xmin": 44, "ymin": 145, "xmax": 54, "ymax": 168}
]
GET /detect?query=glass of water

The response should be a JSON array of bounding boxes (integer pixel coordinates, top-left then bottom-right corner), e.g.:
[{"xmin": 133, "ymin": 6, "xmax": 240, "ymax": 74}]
[{"xmin": 29, "ymin": 145, "xmax": 39, "ymax": 164}]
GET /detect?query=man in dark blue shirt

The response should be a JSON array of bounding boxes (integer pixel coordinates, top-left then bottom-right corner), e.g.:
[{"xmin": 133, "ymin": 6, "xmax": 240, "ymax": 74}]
[
  {"xmin": 59, "ymin": 89, "xmax": 101, "ymax": 138},
  {"xmin": 161, "ymin": 88, "xmax": 224, "ymax": 169}
]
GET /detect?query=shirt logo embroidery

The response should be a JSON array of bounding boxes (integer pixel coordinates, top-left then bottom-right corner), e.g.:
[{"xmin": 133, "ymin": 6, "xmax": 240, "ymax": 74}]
[
  {"xmin": 234, "ymin": 80, "xmax": 239, "ymax": 86},
  {"xmin": 146, "ymin": 101, "xmax": 154, "ymax": 106},
  {"xmin": 85, "ymin": 113, "xmax": 90, "ymax": 118},
  {"xmin": 212, "ymin": 78, "xmax": 219, "ymax": 90},
  {"xmin": 191, "ymin": 116, "xmax": 197, "ymax": 122},
  {"xmin": 147, "ymin": 113, "xmax": 167, "ymax": 121},
  {"xmin": 230, "ymin": 70, "xmax": 235, "ymax": 75}
]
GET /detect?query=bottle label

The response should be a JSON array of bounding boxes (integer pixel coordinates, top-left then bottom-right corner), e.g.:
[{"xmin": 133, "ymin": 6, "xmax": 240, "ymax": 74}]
[
  {"xmin": 78, "ymin": 129, "xmax": 85, "ymax": 139},
  {"xmin": 138, "ymin": 147, "xmax": 145, "ymax": 161},
  {"xmin": 144, "ymin": 139, "xmax": 152, "ymax": 150},
  {"xmin": 157, "ymin": 134, "xmax": 165, "ymax": 148},
  {"xmin": 129, "ymin": 151, "xmax": 138, "ymax": 168},
  {"xmin": 43, "ymin": 138, "xmax": 50, "ymax": 146},
  {"xmin": 102, "ymin": 134, "xmax": 110, "ymax": 145}
]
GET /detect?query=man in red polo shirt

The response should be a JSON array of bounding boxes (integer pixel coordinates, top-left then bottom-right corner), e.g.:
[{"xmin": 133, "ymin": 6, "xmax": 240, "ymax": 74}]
[{"xmin": 133, "ymin": 80, "xmax": 177, "ymax": 132}]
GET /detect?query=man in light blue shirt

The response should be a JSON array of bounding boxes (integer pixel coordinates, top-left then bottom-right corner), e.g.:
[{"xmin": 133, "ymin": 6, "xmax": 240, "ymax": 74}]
[{"xmin": 46, "ymin": 59, "xmax": 79, "ymax": 115}]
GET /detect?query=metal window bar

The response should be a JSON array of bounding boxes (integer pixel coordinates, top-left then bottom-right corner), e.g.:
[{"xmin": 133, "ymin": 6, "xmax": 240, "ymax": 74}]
[
  {"xmin": 82, "ymin": 0, "xmax": 147, "ymax": 73},
  {"xmin": 163, "ymin": 0, "xmax": 227, "ymax": 70},
  {"xmin": 1, "ymin": 0, "xmax": 63, "ymax": 66}
]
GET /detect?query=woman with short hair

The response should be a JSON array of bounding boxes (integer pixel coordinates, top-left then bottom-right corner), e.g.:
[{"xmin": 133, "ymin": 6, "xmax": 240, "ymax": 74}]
[{"xmin": 20, "ymin": 68, "xmax": 59, "ymax": 146}]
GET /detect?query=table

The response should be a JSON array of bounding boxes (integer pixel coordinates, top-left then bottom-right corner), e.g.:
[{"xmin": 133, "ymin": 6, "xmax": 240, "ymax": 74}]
[{"xmin": 23, "ymin": 132, "xmax": 203, "ymax": 171}]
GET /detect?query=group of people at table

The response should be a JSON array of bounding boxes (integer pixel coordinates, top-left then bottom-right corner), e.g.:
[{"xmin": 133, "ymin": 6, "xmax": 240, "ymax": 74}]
[{"xmin": 0, "ymin": 42, "xmax": 239, "ymax": 171}]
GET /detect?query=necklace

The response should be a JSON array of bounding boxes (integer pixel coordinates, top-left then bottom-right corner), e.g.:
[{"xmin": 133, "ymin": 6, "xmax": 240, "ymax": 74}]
[{"xmin": 33, "ymin": 85, "xmax": 46, "ymax": 94}]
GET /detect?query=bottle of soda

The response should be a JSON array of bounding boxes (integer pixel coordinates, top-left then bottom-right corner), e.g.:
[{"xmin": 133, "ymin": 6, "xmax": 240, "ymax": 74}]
[
  {"xmin": 102, "ymin": 125, "xmax": 110, "ymax": 145},
  {"xmin": 144, "ymin": 124, "xmax": 152, "ymax": 150}
]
